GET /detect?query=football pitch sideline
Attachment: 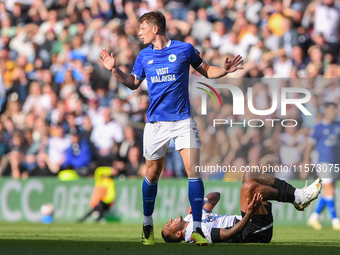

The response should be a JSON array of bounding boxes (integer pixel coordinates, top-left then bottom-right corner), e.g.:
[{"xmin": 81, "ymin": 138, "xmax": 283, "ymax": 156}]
[{"xmin": 0, "ymin": 223, "xmax": 339, "ymax": 255}]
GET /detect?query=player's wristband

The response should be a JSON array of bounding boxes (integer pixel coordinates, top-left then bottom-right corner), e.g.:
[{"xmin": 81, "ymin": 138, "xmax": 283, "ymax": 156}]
[{"xmin": 203, "ymin": 198, "xmax": 209, "ymax": 205}]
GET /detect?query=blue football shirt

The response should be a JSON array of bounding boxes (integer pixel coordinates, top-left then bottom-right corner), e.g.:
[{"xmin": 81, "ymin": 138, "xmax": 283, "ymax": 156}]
[
  {"xmin": 309, "ymin": 120, "xmax": 340, "ymax": 163},
  {"xmin": 132, "ymin": 40, "xmax": 203, "ymax": 122}
]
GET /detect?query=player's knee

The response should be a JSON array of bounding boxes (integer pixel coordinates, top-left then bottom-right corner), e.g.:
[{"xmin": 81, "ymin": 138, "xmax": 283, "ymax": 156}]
[
  {"xmin": 146, "ymin": 172, "xmax": 160, "ymax": 182},
  {"xmin": 146, "ymin": 166, "xmax": 161, "ymax": 182},
  {"xmin": 241, "ymin": 182, "xmax": 257, "ymax": 195}
]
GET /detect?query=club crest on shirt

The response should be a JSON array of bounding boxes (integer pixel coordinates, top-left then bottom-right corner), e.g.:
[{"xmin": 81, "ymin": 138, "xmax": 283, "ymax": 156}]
[{"xmin": 168, "ymin": 54, "xmax": 177, "ymax": 62}]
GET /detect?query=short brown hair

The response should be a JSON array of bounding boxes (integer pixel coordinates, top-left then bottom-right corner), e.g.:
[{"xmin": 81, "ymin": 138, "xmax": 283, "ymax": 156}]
[{"xmin": 139, "ymin": 11, "xmax": 166, "ymax": 34}]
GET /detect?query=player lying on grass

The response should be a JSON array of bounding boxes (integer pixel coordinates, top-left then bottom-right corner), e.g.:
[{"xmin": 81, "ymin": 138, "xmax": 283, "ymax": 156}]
[{"xmin": 162, "ymin": 172, "xmax": 322, "ymax": 244}]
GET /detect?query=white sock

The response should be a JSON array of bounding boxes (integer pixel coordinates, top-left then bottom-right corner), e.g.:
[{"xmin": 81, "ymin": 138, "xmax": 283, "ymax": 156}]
[
  {"xmin": 310, "ymin": 212, "xmax": 320, "ymax": 221},
  {"xmin": 332, "ymin": 218, "xmax": 339, "ymax": 226},
  {"xmin": 294, "ymin": 188, "xmax": 302, "ymax": 204},
  {"xmin": 143, "ymin": 215, "xmax": 153, "ymax": 226},
  {"xmin": 193, "ymin": 221, "xmax": 201, "ymax": 231}
]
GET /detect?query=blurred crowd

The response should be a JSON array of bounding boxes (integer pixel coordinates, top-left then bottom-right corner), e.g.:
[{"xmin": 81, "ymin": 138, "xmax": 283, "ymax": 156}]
[
  {"xmin": 191, "ymin": 77, "xmax": 340, "ymax": 180},
  {"xmin": 0, "ymin": 0, "xmax": 340, "ymax": 180}
]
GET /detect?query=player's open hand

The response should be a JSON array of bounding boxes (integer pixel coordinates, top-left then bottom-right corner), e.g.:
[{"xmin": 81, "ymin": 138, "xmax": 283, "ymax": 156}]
[
  {"xmin": 247, "ymin": 193, "xmax": 262, "ymax": 215},
  {"xmin": 224, "ymin": 55, "xmax": 244, "ymax": 73},
  {"xmin": 98, "ymin": 49, "xmax": 116, "ymax": 71}
]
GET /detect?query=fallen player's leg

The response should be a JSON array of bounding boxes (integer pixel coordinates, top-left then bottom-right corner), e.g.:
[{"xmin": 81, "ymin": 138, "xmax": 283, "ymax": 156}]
[
  {"xmin": 241, "ymin": 171, "xmax": 322, "ymax": 211},
  {"xmin": 221, "ymin": 172, "xmax": 322, "ymax": 243}
]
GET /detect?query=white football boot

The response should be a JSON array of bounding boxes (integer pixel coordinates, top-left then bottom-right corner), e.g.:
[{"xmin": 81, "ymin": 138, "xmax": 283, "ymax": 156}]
[{"xmin": 294, "ymin": 178, "xmax": 322, "ymax": 211}]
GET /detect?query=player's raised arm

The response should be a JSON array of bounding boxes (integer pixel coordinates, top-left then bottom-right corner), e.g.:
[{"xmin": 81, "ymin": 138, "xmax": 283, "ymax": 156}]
[
  {"xmin": 196, "ymin": 55, "xmax": 244, "ymax": 79},
  {"xmin": 203, "ymin": 192, "xmax": 221, "ymax": 212},
  {"xmin": 98, "ymin": 49, "xmax": 142, "ymax": 90},
  {"xmin": 215, "ymin": 193, "xmax": 262, "ymax": 242},
  {"xmin": 187, "ymin": 192, "xmax": 220, "ymax": 214}
]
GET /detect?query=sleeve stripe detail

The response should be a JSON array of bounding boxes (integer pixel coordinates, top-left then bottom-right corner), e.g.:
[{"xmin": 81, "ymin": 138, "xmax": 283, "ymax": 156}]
[
  {"xmin": 193, "ymin": 59, "xmax": 204, "ymax": 69},
  {"xmin": 132, "ymin": 72, "xmax": 144, "ymax": 80},
  {"xmin": 202, "ymin": 207, "xmax": 210, "ymax": 213}
]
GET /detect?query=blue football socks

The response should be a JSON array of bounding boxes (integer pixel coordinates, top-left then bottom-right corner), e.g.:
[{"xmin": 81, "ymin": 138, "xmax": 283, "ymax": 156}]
[
  {"xmin": 315, "ymin": 196, "xmax": 326, "ymax": 215},
  {"xmin": 325, "ymin": 196, "xmax": 337, "ymax": 219},
  {"xmin": 142, "ymin": 177, "xmax": 158, "ymax": 226},
  {"xmin": 188, "ymin": 177, "xmax": 204, "ymax": 230}
]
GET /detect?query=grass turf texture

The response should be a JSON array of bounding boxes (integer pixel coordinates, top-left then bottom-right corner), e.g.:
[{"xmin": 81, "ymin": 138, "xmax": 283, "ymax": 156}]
[{"xmin": 0, "ymin": 223, "xmax": 339, "ymax": 255}]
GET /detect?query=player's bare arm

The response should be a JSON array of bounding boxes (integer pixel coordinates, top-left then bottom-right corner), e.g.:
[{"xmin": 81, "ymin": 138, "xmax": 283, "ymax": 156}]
[
  {"xmin": 219, "ymin": 193, "xmax": 263, "ymax": 242},
  {"xmin": 187, "ymin": 192, "xmax": 221, "ymax": 214},
  {"xmin": 196, "ymin": 55, "xmax": 244, "ymax": 79},
  {"xmin": 98, "ymin": 49, "xmax": 142, "ymax": 90},
  {"xmin": 203, "ymin": 192, "xmax": 221, "ymax": 212}
]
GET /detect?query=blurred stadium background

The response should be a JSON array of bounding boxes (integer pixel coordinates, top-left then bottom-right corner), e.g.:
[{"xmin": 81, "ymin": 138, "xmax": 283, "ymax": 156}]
[{"xmin": 1, "ymin": 0, "xmax": 340, "ymax": 252}]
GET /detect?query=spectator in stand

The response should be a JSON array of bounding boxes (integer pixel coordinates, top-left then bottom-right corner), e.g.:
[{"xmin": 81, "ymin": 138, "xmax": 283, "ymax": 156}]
[
  {"xmin": 210, "ymin": 21, "xmax": 228, "ymax": 49},
  {"xmin": 4, "ymin": 99, "xmax": 26, "ymax": 131},
  {"xmin": 118, "ymin": 125, "xmax": 142, "ymax": 162},
  {"xmin": 24, "ymin": 152, "xmax": 58, "ymax": 177},
  {"xmin": 22, "ymin": 81, "xmax": 43, "ymax": 114},
  {"xmin": 48, "ymin": 124, "xmax": 70, "ymax": 171},
  {"xmin": 167, "ymin": 0, "xmax": 191, "ymax": 21},
  {"xmin": 61, "ymin": 129, "xmax": 93, "ymax": 176},
  {"xmin": 245, "ymin": 0, "xmax": 263, "ymax": 25},
  {"xmin": 2, "ymin": 132, "xmax": 28, "ymax": 179},
  {"xmin": 314, "ymin": 0, "xmax": 340, "ymax": 46},
  {"xmin": 279, "ymin": 17, "xmax": 299, "ymax": 57},
  {"xmin": 90, "ymin": 107, "xmax": 123, "ymax": 166},
  {"xmin": 291, "ymin": 45, "xmax": 310, "ymax": 76},
  {"xmin": 125, "ymin": 146, "xmax": 145, "ymax": 177},
  {"xmin": 191, "ymin": 8, "xmax": 213, "ymax": 43},
  {"xmin": 112, "ymin": 125, "xmax": 143, "ymax": 176}
]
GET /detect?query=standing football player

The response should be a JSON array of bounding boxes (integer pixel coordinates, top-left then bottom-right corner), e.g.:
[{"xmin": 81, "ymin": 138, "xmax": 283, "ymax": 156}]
[
  {"xmin": 305, "ymin": 102, "xmax": 340, "ymax": 230},
  {"xmin": 98, "ymin": 11, "xmax": 243, "ymax": 245}
]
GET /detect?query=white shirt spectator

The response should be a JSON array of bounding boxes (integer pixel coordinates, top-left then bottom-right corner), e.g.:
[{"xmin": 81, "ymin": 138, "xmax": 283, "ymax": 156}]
[
  {"xmin": 9, "ymin": 31, "xmax": 36, "ymax": 60},
  {"xmin": 34, "ymin": 20, "xmax": 64, "ymax": 45},
  {"xmin": 279, "ymin": 133, "xmax": 305, "ymax": 166},
  {"xmin": 219, "ymin": 33, "xmax": 247, "ymax": 59},
  {"xmin": 90, "ymin": 121, "xmax": 124, "ymax": 151},
  {"xmin": 240, "ymin": 32, "xmax": 259, "ymax": 57},
  {"xmin": 87, "ymin": 107, "xmax": 104, "ymax": 127},
  {"xmin": 40, "ymin": 94, "xmax": 52, "ymax": 111},
  {"xmin": 4, "ymin": 0, "xmax": 34, "ymax": 11},
  {"xmin": 273, "ymin": 57, "xmax": 293, "ymax": 78},
  {"xmin": 264, "ymin": 34, "xmax": 280, "ymax": 51},
  {"xmin": 314, "ymin": 3, "xmax": 340, "ymax": 43},
  {"xmin": 191, "ymin": 19, "xmax": 214, "ymax": 43},
  {"xmin": 22, "ymin": 95, "xmax": 44, "ymax": 114},
  {"xmin": 245, "ymin": 0, "xmax": 263, "ymax": 24},
  {"xmin": 210, "ymin": 31, "xmax": 228, "ymax": 49},
  {"xmin": 48, "ymin": 136, "xmax": 71, "ymax": 165}
]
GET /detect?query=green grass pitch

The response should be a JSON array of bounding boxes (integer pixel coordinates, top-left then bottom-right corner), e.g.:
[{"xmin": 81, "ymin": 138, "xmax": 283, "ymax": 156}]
[{"xmin": 0, "ymin": 222, "xmax": 339, "ymax": 255}]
